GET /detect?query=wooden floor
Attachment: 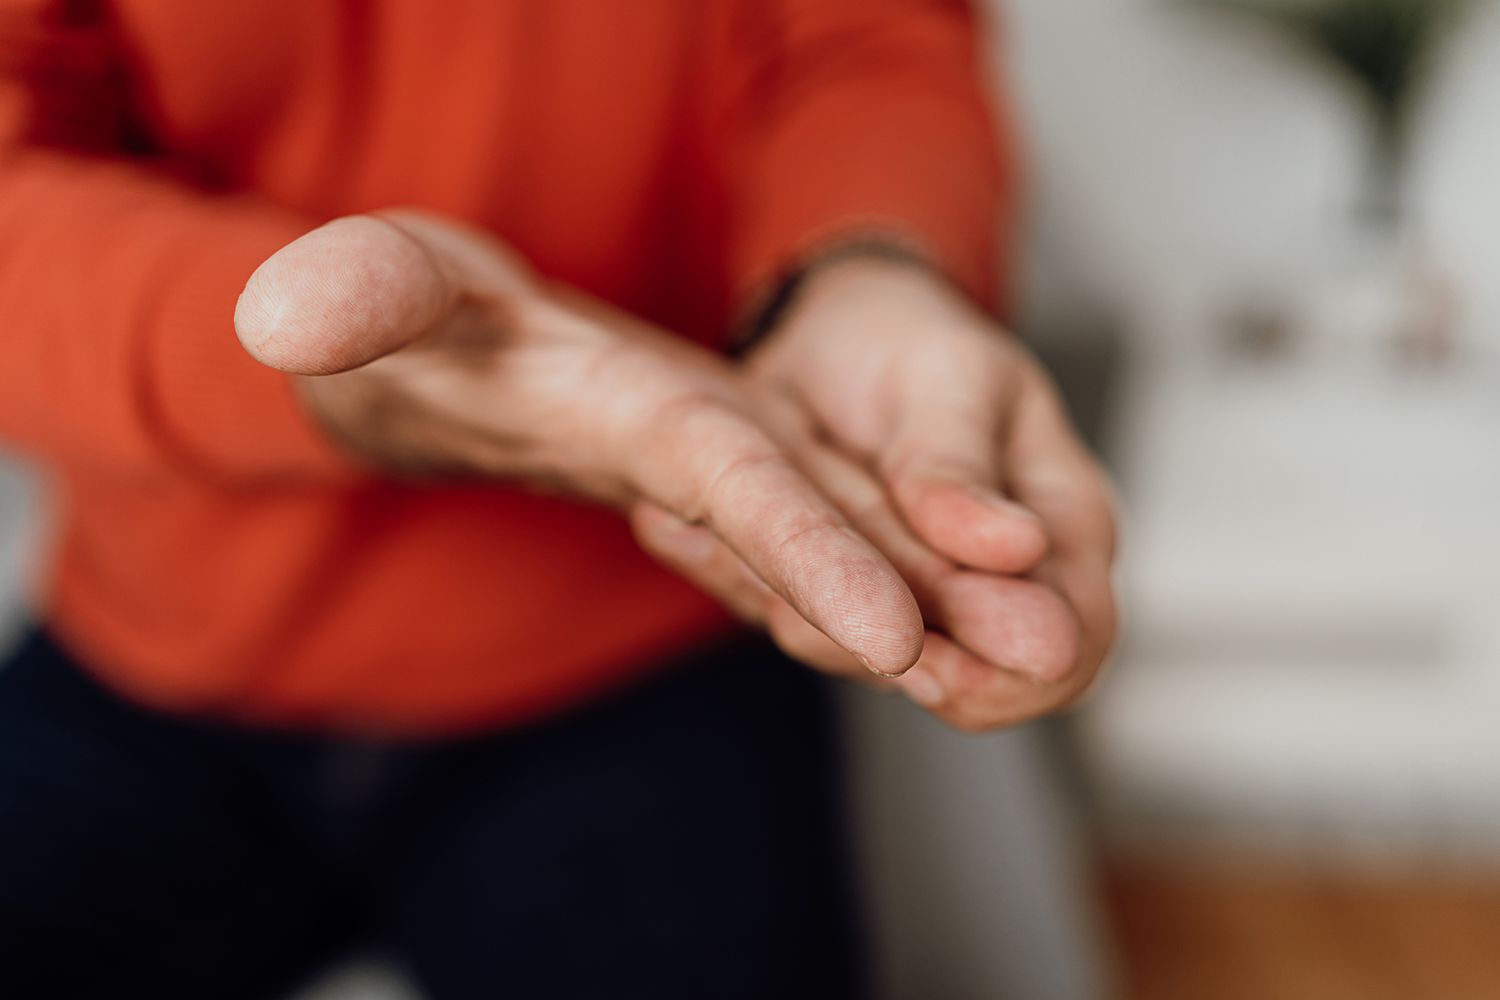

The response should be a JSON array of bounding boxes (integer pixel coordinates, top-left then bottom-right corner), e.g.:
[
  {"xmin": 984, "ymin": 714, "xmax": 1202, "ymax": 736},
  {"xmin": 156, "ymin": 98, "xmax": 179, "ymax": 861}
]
[{"xmin": 1100, "ymin": 859, "xmax": 1500, "ymax": 1000}]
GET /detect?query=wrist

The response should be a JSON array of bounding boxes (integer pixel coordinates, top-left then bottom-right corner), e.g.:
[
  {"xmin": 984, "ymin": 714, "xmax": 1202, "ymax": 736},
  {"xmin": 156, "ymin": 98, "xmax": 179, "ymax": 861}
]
[
  {"xmin": 790, "ymin": 250, "xmax": 949, "ymax": 310},
  {"xmin": 740, "ymin": 239, "xmax": 969, "ymax": 353}
]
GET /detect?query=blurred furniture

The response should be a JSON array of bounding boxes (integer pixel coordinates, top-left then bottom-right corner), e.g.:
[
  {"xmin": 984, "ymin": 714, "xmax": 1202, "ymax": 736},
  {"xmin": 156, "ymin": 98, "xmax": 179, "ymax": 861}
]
[{"xmin": 1102, "ymin": 858, "xmax": 1500, "ymax": 1000}]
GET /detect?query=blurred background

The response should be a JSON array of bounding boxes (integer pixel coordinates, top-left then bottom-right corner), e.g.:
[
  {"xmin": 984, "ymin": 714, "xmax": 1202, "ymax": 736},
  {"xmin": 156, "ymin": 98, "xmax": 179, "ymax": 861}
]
[
  {"xmin": 3, "ymin": 0, "xmax": 1499, "ymax": 997},
  {"xmin": 1007, "ymin": 0, "xmax": 1500, "ymax": 995}
]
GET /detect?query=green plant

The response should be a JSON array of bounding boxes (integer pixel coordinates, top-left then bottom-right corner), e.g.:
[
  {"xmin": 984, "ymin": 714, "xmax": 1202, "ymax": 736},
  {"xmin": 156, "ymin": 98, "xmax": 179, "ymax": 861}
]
[{"xmin": 1191, "ymin": 0, "xmax": 1478, "ymax": 223}]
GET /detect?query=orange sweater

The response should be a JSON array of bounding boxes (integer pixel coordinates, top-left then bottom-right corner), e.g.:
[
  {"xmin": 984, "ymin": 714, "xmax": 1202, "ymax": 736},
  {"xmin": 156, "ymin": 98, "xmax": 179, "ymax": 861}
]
[{"xmin": 0, "ymin": 0, "xmax": 1013, "ymax": 734}]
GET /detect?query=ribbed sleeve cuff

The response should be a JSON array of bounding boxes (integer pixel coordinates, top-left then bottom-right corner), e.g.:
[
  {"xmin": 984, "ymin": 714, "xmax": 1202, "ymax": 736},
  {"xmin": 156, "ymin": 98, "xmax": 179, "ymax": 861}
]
[
  {"xmin": 145, "ymin": 201, "xmax": 364, "ymax": 484},
  {"xmin": 730, "ymin": 91, "xmax": 1011, "ymax": 324}
]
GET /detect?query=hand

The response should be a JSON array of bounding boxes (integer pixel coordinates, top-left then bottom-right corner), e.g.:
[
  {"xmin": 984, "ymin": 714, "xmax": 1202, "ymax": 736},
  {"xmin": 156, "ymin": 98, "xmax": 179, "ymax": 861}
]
[
  {"xmin": 234, "ymin": 211, "xmax": 928, "ymax": 675},
  {"xmin": 739, "ymin": 255, "xmax": 1119, "ymax": 730}
]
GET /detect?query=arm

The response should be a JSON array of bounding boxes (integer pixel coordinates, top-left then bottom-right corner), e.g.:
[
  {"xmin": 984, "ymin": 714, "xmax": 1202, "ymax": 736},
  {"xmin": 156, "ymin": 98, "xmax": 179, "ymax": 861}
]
[
  {"xmin": 0, "ymin": 6, "xmax": 347, "ymax": 483},
  {"xmin": 0, "ymin": 7, "xmax": 924, "ymax": 678},
  {"xmin": 236, "ymin": 209, "xmax": 928, "ymax": 677}
]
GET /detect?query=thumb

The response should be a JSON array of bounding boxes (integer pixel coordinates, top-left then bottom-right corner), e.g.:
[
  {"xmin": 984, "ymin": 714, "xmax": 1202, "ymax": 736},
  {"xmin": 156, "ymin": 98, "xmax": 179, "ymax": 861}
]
[{"xmin": 235, "ymin": 212, "xmax": 528, "ymax": 376}]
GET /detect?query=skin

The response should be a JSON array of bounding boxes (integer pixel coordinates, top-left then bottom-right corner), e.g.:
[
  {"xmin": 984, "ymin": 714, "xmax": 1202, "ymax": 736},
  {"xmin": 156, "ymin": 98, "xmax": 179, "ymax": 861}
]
[{"xmin": 235, "ymin": 210, "xmax": 1118, "ymax": 731}]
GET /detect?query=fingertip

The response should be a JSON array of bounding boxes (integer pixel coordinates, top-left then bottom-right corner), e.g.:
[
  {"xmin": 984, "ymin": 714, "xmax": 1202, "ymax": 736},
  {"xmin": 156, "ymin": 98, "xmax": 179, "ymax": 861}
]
[
  {"xmin": 859, "ymin": 564, "xmax": 926, "ymax": 676},
  {"xmin": 900, "ymin": 478, "xmax": 1049, "ymax": 573},
  {"xmin": 235, "ymin": 215, "xmax": 453, "ymax": 375},
  {"xmin": 844, "ymin": 592, "xmax": 925, "ymax": 678},
  {"xmin": 798, "ymin": 532, "xmax": 924, "ymax": 677},
  {"xmin": 855, "ymin": 642, "xmax": 921, "ymax": 679},
  {"xmin": 942, "ymin": 572, "xmax": 1081, "ymax": 685}
]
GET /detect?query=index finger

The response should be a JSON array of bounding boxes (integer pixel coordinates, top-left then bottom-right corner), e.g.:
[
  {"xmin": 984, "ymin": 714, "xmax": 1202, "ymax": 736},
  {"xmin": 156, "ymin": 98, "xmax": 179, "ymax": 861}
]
[{"xmin": 626, "ymin": 392, "xmax": 926, "ymax": 677}]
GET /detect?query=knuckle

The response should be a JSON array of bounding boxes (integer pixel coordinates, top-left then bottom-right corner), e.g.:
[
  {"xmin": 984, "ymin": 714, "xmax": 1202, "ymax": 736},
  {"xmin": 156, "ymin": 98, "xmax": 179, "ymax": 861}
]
[
  {"xmin": 637, "ymin": 385, "xmax": 722, "ymax": 435},
  {"xmin": 695, "ymin": 445, "xmax": 787, "ymax": 525},
  {"xmin": 625, "ymin": 389, "xmax": 772, "ymax": 513},
  {"xmin": 764, "ymin": 518, "xmax": 845, "ymax": 575},
  {"xmin": 1092, "ymin": 469, "xmax": 1122, "ymax": 558}
]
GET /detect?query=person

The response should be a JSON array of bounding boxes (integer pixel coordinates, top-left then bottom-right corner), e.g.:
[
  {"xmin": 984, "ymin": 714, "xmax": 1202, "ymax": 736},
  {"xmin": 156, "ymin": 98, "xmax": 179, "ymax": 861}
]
[{"xmin": 0, "ymin": 1, "xmax": 1117, "ymax": 997}]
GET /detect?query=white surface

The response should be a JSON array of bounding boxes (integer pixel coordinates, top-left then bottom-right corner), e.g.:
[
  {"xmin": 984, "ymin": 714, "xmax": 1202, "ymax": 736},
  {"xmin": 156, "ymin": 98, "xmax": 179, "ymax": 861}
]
[
  {"xmin": 994, "ymin": 0, "xmax": 1500, "ymax": 861},
  {"xmin": 1086, "ymin": 345, "xmax": 1500, "ymax": 861}
]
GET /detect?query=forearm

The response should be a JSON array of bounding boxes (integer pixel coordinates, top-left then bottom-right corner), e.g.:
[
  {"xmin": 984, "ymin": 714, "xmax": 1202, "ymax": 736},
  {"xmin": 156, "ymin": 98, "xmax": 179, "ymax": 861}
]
[{"xmin": 0, "ymin": 149, "xmax": 354, "ymax": 483}]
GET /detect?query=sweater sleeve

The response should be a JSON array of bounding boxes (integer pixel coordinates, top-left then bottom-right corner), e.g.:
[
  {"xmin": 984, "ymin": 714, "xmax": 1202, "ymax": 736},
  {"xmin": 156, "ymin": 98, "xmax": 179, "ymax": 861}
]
[
  {"xmin": 0, "ymin": 5, "xmax": 355, "ymax": 484},
  {"xmin": 713, "ymin": 0, "xmax": 1019, "ymax": 317}
]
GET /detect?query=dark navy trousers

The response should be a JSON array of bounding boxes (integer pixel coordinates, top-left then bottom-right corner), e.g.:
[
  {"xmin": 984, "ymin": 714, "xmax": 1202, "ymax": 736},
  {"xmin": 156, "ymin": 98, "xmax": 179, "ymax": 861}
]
[{"xmin": 0, "ymin": 629, "xmax": 861, "ymax": 1000}]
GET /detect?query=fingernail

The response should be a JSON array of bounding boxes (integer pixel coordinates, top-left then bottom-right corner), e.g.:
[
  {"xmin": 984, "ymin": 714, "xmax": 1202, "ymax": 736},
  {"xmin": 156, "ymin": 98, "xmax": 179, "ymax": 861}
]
[
  {"xmin": 853, "ymin": 652, "xmax": 902, "ymax": 679},
  {"xmin": 900, "ymin": 669, "xmax": 945, "ymax": 707},
  {"xmin": 670, "ymin": 530, "xmax": 719, "ymax": 565},
  {"xmin": 969, "ymin": 486, "xmax": 1040, "ymax": 522},
  {"xmin": 648, "ymin": 513, "xmax": 717, "ymax": 565}
]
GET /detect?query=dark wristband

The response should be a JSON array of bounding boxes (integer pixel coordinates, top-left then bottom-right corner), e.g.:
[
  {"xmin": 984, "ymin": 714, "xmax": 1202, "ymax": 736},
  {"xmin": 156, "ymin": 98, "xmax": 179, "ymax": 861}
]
[{"xmin": 730, "ymin": 238, "xmax": 935, "ymax": 356}]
